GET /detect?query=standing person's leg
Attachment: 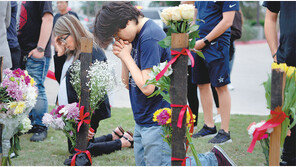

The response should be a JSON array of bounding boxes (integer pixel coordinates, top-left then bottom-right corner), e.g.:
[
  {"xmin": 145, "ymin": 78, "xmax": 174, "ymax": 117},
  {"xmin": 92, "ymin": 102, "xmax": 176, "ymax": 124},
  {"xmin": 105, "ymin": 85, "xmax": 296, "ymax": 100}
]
[
  {"xmin": 192, "ymin": 54, "xmax": 217, "ymax": 138},
  {"xmin": 133, "ymin": 124, "xmax": 145, "ymax": 166},
  {"xmin": 187, "ymin": 65, "xmax": 199, "ymax": 126},
  {"xmin": 9, "ymin": 45, "xmax": 21, "ymax": 70},
  {"xmin": 26, "ymin": 56, "xmax": 51, "ymax": 142},
  {"xmin": 141, "ymin": 125, "xmax": 171, "ymax": 166},
  {"xmin": 207, "ymin": 44, "xmax": 232, "ymax": 144}
]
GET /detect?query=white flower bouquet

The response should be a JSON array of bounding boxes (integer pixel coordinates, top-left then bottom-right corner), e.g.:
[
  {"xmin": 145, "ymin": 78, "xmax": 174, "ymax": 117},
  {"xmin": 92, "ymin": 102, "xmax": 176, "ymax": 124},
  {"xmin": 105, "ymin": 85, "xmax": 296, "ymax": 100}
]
[
  {"xmin": 145, "ymin": 61, "xmax": 172, "ymax": 103},
  {"xmin": 0, "ymin": 68, "xmax": 37, "ymax": 165}
]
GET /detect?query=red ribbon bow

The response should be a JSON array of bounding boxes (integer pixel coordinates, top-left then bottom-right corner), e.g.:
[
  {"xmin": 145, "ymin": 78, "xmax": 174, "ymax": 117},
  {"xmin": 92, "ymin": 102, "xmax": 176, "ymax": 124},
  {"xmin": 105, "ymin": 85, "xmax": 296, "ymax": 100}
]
[
  {"xmin": 247, "ymin": 109, "xmax": 288, "ymax": 153},
  {"xmin": 170, "ymin": 104, "xmax": 194, "ymax": 132},
  {"xmin": 71, "ymin": 148, "xmax": 92, "ymax": 166},
  {"xmin": 156, "ymin": 48, "xmax": 195, "ymax": 81},
  {"xmin": 171, "ymin": 157, "xmax": 190, "ymax": 166},
  {"xmin": 77, "ymin": 106, "xmax": 91, "ymax": 132}
]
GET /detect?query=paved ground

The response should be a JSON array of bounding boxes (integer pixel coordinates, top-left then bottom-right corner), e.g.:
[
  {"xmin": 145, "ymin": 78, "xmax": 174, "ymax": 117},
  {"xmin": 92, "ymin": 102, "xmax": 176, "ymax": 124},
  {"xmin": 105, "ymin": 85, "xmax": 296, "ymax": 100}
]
[{"xmin": 45, "ymin": 42, "xmax": 272, "ymax": 116}]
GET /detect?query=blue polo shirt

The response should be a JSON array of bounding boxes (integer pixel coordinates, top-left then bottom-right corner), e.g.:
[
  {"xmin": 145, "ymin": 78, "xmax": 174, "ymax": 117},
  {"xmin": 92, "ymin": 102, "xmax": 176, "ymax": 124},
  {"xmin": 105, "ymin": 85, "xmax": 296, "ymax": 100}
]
[
  {"xmin": 195, "ymin": 1, "xmax": 239, "ymax": 43},
  {"xmin": 129, "ymin": 19, "xmax": 171, "ymax": 127}
]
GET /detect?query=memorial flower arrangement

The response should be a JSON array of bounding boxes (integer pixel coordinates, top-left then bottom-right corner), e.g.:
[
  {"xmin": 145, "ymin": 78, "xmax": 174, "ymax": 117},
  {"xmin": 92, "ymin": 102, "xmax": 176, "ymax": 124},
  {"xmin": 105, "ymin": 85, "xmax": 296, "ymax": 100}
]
[
  {"xmin": 153, "ymin": 108, "xmax": 200, "ymax": 165},
  {"xmin": 263, "ymin": 63, "xmax": 296, "ymax": 145},
  {"xmin": 145, "ymin": 61, "xmax": 172, "ymax": 103},
  {"xmin": 158, "ymin": 4, "xmax": 204, "ymax": 58},
  {"xmin": 69, "ymin": 60, "xmax": 120, "ymax": 114},
  {"xmin": 0, "ymin": 68, "xmax": 37, "ymax": 165},
  {"xmin": 42, "ymin": 102, "xmax": 80, "ymax": 151}
]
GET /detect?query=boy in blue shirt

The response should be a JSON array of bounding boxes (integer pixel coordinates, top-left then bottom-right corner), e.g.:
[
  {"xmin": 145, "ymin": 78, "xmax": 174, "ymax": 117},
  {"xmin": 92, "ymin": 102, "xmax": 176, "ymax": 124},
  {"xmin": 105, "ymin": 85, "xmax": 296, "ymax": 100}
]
[
  {"xmin": 191, "ymin": 1, "xmax": 239, "ymax": 144},
  {"xmin": 94, "ymin": 2, "xmax": 171, "ymax": 165}
]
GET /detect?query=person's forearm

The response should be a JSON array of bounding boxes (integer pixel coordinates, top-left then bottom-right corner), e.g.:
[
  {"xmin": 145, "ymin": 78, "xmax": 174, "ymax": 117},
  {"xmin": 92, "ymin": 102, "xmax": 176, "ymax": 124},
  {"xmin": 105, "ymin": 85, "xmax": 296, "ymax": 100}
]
[
  {"xmin": 38, "ymin": 13, "xmax": 53, "ymax": 49},
  {"xmin": 205, "ymin": 11, "xmax": 235, "ymax": 42},
  {"xmin": 121, "ymin": 55, "xmax": 155, "ymax": 96},
  {"xmin": 264, "ymin": 9, "xmax": 278, "ymax": 55},
  {"xmin": 121, "ymin": 60, "xmax": 129, "ymax": 89}
]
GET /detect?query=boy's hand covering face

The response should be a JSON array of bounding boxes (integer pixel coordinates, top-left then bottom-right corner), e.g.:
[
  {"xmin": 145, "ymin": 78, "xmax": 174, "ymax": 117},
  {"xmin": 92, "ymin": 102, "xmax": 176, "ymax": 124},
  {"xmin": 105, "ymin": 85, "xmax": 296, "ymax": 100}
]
[{"xmin": 112, "ymin": 39, "xmax": 132, "ymax": 59}]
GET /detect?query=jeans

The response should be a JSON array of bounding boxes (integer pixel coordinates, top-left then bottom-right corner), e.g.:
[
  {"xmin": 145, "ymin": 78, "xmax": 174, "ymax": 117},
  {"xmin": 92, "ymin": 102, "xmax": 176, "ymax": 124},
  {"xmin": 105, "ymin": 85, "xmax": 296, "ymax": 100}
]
[
  {"xmin": 134, "ymin": 124, "xmax": 171, "ymax": 166},
  {"xmin": 186, "ymin": 152, "xmax": 218, "ymax": 166},
  {"xmin": 26, "ymin": 56, "xmax": 51, "ymax": 127}
]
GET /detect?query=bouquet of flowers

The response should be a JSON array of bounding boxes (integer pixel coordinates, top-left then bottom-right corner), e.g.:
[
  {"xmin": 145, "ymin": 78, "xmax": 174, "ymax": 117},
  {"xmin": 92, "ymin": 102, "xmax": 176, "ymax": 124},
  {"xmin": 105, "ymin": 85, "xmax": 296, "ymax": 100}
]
[
  {"xmin": 145, "ymin": 61, "xmax": 172, "ymax": 103},
  {"xmin": 69, "ymin": 60, "xmax": 121, "ymax": 115},
  {"xmin": 153, "ymin": 108, "xmax": 200, "ymax": 165},
  {"xmin": 0, "ymin": 68, "xmax": 37, "ymax": 165},
  {"xmin": 159, "ymin": 4, "xmax": 204, "ymax": 58},
  {"xmin": 42, "ymin": 102, "xmax": 80, "ymax": 151},
  {"xmin": 247, "ymin": 121, "xmax": 274, "ymax": 165},
  {"xmin": 263, "ymin": 63, "xmax": 296, "ymax": 145}
]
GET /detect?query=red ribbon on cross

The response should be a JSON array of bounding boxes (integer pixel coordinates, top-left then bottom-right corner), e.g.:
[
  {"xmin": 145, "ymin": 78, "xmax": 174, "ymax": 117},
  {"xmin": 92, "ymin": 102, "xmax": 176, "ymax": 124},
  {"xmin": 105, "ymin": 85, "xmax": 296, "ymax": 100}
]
[
  {"xmin": 170, "ymin": 104, "xmax": 194, "ymax": 132},
  {"xmin": 155, "ymin": 48, "xmax": 195, "ymax": 81},
  {"xmin": 247, "ymin": 108, "xmax": 288, "ymax": 153},
  {"xmin": 70, "ymin": 148, "xmax": 92, "ymax": 166},
  {"xmin": 77, "ymin": 106, "xmax": 91, "ymax": 132},
  {"xmin": 171, "ymin": 157, "xmax": 190, "ymax": 166}
]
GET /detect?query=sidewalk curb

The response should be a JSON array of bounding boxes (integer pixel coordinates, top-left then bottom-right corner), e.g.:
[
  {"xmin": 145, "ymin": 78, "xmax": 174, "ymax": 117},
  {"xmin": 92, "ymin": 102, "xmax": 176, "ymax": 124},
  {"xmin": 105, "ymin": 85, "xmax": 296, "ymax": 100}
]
[{"xmin": 235, "ymin": 40, "xmax": 267, "ymax": 45}]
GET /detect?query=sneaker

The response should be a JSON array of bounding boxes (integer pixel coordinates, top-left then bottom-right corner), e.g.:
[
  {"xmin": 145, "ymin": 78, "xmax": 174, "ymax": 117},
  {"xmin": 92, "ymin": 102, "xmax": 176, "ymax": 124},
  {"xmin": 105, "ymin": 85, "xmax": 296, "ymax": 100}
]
[
  {"xmin": 209, "ymin": 129, "xmax": 232, "ymax": 144},
  {"xmin": 192, "ymin": 124, "xmax": 217, "ymax": 138},
  {"xmin": 211, "ymin": 145, "xmax": 236, "ymax": 166},
  {"xmin": 213, "ymin": 114, "xmax": 221, "ymax": 123},
  {"xmin": 27, "ymin": 125, "xmax": 38, "ymax": 134},
  {"xmin": 30, "ymin": 126, "xmax": 47, "ymax": 142}
]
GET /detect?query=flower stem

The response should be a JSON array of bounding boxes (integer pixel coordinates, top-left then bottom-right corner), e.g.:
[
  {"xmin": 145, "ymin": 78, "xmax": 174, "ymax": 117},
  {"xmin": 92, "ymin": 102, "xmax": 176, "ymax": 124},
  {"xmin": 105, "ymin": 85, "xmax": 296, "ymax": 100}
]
[{"xmin": 186, "ymin": 129, "xmax": 201, "ymax": 166}]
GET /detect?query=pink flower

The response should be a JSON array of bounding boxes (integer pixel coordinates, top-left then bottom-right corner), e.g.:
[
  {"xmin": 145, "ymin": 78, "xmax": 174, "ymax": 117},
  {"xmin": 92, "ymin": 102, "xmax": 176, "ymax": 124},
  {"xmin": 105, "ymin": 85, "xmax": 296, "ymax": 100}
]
[{"xmin": 156, "ymin": 110, "xmax": 170, "ymax": 125}]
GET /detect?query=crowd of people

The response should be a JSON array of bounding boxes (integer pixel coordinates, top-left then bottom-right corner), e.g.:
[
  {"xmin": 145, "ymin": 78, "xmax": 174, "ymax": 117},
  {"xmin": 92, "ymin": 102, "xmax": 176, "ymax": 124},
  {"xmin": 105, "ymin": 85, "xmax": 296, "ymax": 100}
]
[{"xmin": 0, "ymin": 1, "xmax": 295, "ymax": 166}]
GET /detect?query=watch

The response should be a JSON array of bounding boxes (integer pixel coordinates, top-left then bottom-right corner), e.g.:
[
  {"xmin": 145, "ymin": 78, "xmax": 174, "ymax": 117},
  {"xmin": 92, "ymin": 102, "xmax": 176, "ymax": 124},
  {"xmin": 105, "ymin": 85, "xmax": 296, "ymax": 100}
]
[
  {"xmin": 36, "ymin": 46, "xmax": 45, "ymax": 53},
  {"xmin": 203, "ymin": 38, "xmax": 211, "ymax": 46}
]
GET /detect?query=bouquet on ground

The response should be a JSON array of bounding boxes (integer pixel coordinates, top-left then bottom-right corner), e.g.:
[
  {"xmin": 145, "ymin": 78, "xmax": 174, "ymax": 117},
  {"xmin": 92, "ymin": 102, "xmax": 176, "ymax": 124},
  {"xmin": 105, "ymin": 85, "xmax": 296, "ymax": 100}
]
[
  {"xmin": 42, "ymin": 102, "xmax": 80, "ymax": 151},
  {"xmin": 153, "ymin": 108, "xmax": 200, "ymax": 165},
  {"xmin": 263, "ymin": 63, "xmax": 296, "ymax": 145},
  {"xmin": 0, "ymin": 68, "xmax": 37, "ymax": 165}
]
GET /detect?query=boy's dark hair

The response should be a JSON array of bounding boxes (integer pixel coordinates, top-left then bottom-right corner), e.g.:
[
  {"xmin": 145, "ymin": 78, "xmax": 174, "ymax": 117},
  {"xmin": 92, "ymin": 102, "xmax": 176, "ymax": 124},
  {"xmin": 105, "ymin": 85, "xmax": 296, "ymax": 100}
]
[{"xmin": 94, "ymin": 1, "xmax": 144, "ymax": 48}]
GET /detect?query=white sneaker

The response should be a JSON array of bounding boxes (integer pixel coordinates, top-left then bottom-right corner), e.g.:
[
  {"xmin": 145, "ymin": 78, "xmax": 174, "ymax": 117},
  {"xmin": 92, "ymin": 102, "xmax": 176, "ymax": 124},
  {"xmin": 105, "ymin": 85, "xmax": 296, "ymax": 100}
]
[
  {"xmin": 214, "ymin": 114, "xmax": 221, "ymax": 123},
  {"xmin": 228, "ymin": 84, "xmax": 234, "ymax": 91}
]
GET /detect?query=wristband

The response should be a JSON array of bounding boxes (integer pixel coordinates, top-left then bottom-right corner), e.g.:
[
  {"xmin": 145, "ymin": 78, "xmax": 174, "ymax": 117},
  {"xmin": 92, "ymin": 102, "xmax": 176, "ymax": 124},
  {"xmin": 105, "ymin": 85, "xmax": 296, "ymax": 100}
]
[
  {"xmin": 203, "ymin": 38, "xmax": 211, "ymax": 46},
  {"xmin": 272, "ymin": 53, "xmax": 277, "ymax": 58}
]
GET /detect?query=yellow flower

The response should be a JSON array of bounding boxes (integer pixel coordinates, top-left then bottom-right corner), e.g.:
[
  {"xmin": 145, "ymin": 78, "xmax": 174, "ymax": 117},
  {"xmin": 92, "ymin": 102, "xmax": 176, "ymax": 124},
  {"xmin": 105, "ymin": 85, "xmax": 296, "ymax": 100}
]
[
  {"xmin": 286, "ymin": 66, "xmax": 295, "ymax": 77},
  {"xmin": 153, "ymin": 108, "xmax": 172, "ymax": 125},
  {"xmin": 14, "ymin": 101, "xmax": 26, "ymax": 115},
  {"xmin": 30, "ymin": 77, "xmax": 36, "ymax": 86},
  {"xmin": 271, "ymin": 63, "xmax": 280, "ymax": 69},
  {"xmin": 8, "ymin": 102, "xmax": 18, "ymax": 109},
  {"xmin": 186, "ymin": 111, "xmax": 196, "ymax": 127},
  {"xmin": 279, "ymin": 63, "xmax": 288, "ymax": 72},
  {"xmin": 153, "ymin": 109, "xmax": 163, "ymax": 122}
]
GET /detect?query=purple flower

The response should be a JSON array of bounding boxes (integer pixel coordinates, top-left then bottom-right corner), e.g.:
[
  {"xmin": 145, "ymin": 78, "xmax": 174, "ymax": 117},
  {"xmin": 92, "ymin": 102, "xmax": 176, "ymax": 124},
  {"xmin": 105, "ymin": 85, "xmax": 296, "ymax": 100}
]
[
  {"xmin": 50, "ymin": 105, "xmax": 65, "ymax": 118},
  {"xmin": 64, "ymin": 103, "xmax": 79, "ymax": 121},
  {"xmin": 13, "ymin": 68, "xmax": 25, "ymax": 77},
  {"xmin": 156, "ymin": 110, "xmax": 170, "ymax": 125}
]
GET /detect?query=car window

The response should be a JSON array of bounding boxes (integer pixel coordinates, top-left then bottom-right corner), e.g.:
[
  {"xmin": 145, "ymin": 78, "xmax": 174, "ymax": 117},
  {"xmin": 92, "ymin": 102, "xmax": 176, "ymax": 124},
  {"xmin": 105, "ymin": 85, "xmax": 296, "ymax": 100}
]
[{"xmin": 142, "ymin": 11, "xmax": 160, "ymax": 19}]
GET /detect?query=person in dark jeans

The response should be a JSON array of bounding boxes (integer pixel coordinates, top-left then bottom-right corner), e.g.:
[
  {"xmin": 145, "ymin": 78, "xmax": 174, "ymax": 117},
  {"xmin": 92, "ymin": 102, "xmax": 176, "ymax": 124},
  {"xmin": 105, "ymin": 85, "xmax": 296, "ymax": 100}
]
[
  {"xmin": 264, "ymin": 1, "xmax": 296, "ymax": 165},
  {"xmin": 52, "ymin": 1, "xmax": 79, "ymax": 84},
  {"xmin": 17, "ymin": 1, "xmax": 53, "ymax": 142},
  {"xmin": 7, "ymin": 1, "xmax": 21, "ymax": 70}
]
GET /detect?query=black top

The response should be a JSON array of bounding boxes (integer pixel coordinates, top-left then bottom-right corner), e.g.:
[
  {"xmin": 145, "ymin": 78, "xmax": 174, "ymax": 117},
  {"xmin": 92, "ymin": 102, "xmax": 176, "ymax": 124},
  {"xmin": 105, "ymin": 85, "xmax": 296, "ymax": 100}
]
[
  {"xmin": 17, "ymin": 1, "xmax": 53, "ymax": 57},
  {"xmin": 66, "ymin": 47, "xmax": 111, "ymax": 133},
  {"xmin": 53, "ymin": 11, "xmax": 79, "ymax": 26},
  {"xmin": 263, "ymin": 1, "xmax": 296, "ymax": 66}
]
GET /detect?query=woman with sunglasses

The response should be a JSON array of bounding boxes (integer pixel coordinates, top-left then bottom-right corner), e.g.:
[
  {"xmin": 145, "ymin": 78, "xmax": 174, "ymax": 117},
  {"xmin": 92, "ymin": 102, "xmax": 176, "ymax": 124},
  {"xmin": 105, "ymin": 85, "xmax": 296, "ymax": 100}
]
[{"xmin": 53, "ymin": 15, "xmax": 133, "ymax": 158}]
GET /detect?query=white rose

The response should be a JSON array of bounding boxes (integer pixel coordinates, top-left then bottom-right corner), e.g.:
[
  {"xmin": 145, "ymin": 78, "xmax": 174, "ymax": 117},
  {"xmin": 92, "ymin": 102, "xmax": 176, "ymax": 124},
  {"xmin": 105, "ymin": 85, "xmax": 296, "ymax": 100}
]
[
  {"xmin": 160, "ymin": 8, "xmax": 173, "ymax": 22},
  {"xmin": 179, "ymin": 4, "xmax": 195, "ymax": 20},
  {"xmin": 171, "ymin": 7, "xmax": 182, "ymax": 21}
]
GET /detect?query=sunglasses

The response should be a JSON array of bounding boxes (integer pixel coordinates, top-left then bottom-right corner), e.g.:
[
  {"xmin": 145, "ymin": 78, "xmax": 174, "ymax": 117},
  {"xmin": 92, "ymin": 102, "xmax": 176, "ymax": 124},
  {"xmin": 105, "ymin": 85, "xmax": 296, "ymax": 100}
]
[{"xmin": 59, "ymin": 33, "xmax": 71, "ymax": 44}]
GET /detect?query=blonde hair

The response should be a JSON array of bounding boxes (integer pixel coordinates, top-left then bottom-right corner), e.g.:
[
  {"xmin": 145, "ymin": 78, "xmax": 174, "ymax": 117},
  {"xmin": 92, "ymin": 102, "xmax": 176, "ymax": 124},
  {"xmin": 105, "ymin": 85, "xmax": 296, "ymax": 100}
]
[{"xmin": 53, "ymin": 14, "xmax": 98, "ymax": 60}]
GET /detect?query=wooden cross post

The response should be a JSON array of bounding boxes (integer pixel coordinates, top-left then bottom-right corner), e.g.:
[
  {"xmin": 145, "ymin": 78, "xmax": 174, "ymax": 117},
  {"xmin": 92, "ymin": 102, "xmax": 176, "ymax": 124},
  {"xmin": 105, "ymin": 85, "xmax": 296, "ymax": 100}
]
[
  {"xmin": 170, "ymin": 33, "xmax": 189, "ymax": 166},
  {"xmin": 0, "ymin": 56, "xmax": 3, "ymax": 164},
  {"xmin": 269, "ymin": 68, "xmax": 286, "ymax": 166},
  {"xmin": 75, "ymin": 38, "xmax": 93, "ymax": 151}
]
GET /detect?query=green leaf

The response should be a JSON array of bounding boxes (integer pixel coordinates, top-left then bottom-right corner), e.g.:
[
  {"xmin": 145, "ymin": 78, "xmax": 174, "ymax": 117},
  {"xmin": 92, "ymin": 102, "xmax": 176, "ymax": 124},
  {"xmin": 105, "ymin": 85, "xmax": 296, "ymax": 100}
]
[
  {"xmin": 189, "ymin": 31, "xmax": 199, "ymax": 39},
  {"xmin": 188, "ymin": 24, "xmax": 199, "ymax": 32},
  {"xmin": 189, "ymin": 39, "xmax": 196, "ymax": 50},
  {"xmin": 171, "ymin": 23, "xmax": 178, "ymax": 33},
  {"xmin": 158, "ymin": 40, "xmax": 169, "ymax": 49},
  {"xmin": 196, "ymin": 51, "xmax": 205, "ymax": 59},
  {"xmin": 196, "ymin": 19, "xmax": 205, "ymax": 23},
  {"xmin": 163, "ymin": 36, "xmax": 171, "ymax": 46}
]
